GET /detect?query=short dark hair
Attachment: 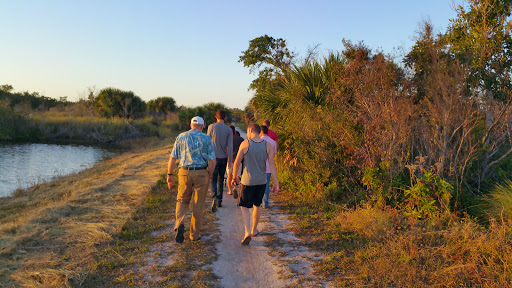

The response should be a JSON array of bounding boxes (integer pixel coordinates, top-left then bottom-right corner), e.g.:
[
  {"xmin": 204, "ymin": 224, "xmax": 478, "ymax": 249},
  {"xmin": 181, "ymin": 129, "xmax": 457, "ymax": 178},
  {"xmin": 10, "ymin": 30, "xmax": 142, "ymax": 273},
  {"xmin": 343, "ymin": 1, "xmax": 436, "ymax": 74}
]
[
  {"xmin": 263, "ymin": 120, "xmax": 270, "ymax": 127},
  {"xmin": 216, "ymin": 110, "xmax": 227, "ymax": 120},
  {"xmin": 229, "ymin": 124, "xmax": 236, "ymax": 134},
  {"xmin": 261, "ymin": 125, "xmax": 269, "ymax": 135},
  {"xmin": 248, "ymin": 123, "xmax": 261, "ymax": 134}
]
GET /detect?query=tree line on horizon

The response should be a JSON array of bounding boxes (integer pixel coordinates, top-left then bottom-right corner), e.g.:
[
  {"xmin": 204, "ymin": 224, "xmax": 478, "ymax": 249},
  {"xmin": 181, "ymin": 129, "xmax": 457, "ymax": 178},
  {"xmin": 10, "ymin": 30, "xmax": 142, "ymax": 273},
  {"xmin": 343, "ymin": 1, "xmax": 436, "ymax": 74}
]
[
  {"xmin": 0, "ymin": 84, "xmax": 177, "ymax": 119},
  {"xmin": 0, "ymin": 84, "xmax": 245, "ymax": 135},
  {"xmin": 239, "ymin": 0, "xmax": 512, "ymax": 222}
]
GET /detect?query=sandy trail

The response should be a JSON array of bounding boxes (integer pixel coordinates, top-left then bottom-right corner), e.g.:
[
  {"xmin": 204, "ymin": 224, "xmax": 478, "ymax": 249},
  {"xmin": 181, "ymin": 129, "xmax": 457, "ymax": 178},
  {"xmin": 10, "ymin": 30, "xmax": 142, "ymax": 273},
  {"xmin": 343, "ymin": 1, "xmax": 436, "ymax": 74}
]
[
  {"xmin": 130, "ymin": 128, "xmax": 330, "ymax": 287},
  {"xmin": 210, "ymin": 193, "xmax": 293, "ymax": 287},
  {"xmin": 210, "ymin": 126, "xmax": 291, "ymax": 286},
  {"xmin": 205, "ymin": 125, "xmax": 328, "ymax": 287}
]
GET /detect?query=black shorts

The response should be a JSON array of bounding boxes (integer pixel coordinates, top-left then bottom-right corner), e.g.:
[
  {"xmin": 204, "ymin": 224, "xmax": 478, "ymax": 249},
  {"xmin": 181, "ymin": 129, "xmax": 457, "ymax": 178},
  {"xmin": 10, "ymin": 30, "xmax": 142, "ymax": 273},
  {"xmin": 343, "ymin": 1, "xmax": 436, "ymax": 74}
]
[{"xmin": 238, "ymin": 184, "xmax": 266, "ymax": 208}]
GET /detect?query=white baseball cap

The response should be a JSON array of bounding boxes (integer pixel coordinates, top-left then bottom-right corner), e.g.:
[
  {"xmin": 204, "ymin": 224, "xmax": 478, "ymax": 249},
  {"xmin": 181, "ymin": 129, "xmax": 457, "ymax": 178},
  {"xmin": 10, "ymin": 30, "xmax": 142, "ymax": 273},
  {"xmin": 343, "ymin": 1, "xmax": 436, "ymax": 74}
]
[{"xmin": 191, "ymin": 116, "xmax": 204, "ymax": 125}]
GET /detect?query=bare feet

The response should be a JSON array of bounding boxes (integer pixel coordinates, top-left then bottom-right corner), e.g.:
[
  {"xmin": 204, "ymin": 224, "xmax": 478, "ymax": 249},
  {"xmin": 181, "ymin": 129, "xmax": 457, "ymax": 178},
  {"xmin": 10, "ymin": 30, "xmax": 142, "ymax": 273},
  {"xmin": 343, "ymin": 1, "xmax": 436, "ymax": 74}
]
[{"xmin": 251, "ymin": 230, "xmax": 259, "ymax": 237}]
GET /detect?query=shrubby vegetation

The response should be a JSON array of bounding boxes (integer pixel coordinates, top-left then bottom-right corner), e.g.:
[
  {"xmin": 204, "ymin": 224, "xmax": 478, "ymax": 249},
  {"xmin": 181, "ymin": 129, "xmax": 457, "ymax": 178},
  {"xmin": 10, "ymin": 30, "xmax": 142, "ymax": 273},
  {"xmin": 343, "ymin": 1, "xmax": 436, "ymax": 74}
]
[
  {"xmin": 237, "ymin": 0, "xmax": 512, "ymax": 285},
  {"xmin": 94, "ymin": 88, "xmax": 146, "ymax": 119},
  {"xmin": 241, "ymin": 0, "xmax": 512, "ymax": 221},
  {"xmin": 177, "ymin": 102, "xmax": 235, "ymax": 128},
  {"xmin": 0, "ymin": 85, "xmax": 242, "ymax": 143},
  {"xmin": 146, "ymin": 96, "xmax": 177, "ymax": 120}
]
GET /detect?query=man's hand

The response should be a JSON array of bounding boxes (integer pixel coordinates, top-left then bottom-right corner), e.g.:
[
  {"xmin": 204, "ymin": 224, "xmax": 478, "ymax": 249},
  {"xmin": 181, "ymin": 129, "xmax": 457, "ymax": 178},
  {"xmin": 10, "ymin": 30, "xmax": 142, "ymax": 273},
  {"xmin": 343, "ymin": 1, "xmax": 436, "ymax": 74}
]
[
  {"xmin": 167, "ymin": 175, "xmax": 174, "ymax": 189},
  {"xmin": 231, "ymin": 176, "xmax": 239, "ymax": 187},
  {"xmin": 272, "ymin": 183, "xmax": 279, "ymax": 193}
]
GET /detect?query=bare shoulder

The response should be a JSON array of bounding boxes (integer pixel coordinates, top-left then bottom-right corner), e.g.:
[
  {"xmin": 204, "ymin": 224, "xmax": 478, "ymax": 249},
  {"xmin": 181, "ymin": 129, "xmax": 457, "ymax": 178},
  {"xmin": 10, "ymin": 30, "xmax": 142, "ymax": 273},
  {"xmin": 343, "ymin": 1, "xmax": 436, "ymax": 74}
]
[{"xmin": 240, "ymin": 139, "xmax": 249, "ymax": 148}]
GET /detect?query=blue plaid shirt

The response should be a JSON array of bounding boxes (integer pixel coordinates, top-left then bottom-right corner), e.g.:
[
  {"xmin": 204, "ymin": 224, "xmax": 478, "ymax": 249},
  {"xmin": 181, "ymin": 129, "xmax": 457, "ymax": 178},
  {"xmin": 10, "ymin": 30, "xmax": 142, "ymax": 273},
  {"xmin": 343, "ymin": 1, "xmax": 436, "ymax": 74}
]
[{"xmin": 171, "ymin": 129, "xmax": 216, "ymax": 167}]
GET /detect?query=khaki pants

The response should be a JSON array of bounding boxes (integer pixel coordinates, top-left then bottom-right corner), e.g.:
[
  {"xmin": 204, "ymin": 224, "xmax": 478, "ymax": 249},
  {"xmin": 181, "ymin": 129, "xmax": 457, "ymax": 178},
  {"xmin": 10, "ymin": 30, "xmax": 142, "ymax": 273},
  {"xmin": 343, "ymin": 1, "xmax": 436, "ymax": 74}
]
[{"xmin": 175, "ymin": 169, "xmax": 210, "ymax": 240}]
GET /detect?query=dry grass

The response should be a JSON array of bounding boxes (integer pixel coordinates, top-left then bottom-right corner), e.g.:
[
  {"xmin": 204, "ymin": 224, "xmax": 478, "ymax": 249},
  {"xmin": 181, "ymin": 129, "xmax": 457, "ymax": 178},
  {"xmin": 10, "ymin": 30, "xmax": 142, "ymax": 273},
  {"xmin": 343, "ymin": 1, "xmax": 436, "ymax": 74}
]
[
  {"xmin": 275, "ymin": 191, "xmax": 512, "ymax": 287},
  {"xmin": 82, "ymin": 175, "xmax": 221, "ymax": 287},
  {"xmin": 0, "ymin": 137, "xmax": 173, "ymax": 287}
]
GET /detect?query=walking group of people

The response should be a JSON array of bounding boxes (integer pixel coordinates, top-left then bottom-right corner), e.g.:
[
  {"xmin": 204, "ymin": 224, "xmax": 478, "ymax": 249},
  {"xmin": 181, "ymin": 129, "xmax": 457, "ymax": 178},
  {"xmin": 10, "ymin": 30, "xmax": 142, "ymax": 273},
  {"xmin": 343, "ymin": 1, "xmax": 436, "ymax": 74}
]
[{"xmin": 166, "ymin": 110, "xmax": 279, "ymax": 245}]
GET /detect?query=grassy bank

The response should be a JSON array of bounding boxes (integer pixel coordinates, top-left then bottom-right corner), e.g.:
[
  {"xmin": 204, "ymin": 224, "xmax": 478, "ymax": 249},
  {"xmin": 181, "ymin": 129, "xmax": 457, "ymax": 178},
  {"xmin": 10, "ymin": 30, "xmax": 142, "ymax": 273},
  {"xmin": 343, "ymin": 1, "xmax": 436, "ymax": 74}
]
[
  {"xmin": 0, "ymin": 109, "xmax": 179, "ymax": 143},
  {"xmin": 0, "ymin": 137, "xmax": 173, "ymax": 287},
  {"xmin": 275, "ymin": 184, "xmax": 512, "ymax": 287}
]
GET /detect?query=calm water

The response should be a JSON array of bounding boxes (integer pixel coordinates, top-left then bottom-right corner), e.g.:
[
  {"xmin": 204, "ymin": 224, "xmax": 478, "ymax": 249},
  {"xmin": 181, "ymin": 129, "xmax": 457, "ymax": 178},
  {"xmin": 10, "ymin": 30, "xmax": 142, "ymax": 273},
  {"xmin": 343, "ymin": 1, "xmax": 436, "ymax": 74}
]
[{"xmin": 0, "ymin": 143, "xmax": 116, "ymax": 197}]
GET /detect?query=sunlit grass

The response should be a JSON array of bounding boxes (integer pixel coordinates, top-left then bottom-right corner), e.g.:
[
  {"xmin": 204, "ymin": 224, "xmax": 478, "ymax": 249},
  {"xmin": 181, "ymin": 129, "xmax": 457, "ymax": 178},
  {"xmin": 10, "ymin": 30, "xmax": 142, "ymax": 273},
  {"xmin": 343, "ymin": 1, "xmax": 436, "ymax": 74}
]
[
  {"xmin": 485, "ymin": 179, "xmax": 512, "ymax": 223},
  {"xmin": 275, "ymin": 187, "xmax": 512, "ymax": 287},
  {"xmin": 84, "ymin": 174, "xmax": 220, "ymax": 287},
  {"xmin": 1, "ymin": 110, "xmax": 180, "ymax": 142},
  {"xmin": 0, "ymin": 136, "xmax": 173, "ymax": 287}
]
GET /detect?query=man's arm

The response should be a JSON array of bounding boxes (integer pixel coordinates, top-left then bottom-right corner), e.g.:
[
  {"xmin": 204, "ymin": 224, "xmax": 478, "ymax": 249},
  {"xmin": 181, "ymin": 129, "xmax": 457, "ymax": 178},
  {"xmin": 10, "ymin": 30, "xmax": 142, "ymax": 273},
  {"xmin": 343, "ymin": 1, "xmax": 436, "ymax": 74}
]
[
  {"xmin": 208, "ymin": 159, "xmax": 216, "ymax": 179},
  {"xmin": 167, "ymin": 156, "xmax": 178, "ymax": 189},
  {"xmin": 267, "ymin": 142, "xmax": 279, "ymax": 192},
  {"xmin": 207, "ymin": 124, "xmax": 212, "ymax": 137},
  {"xmin": 231, "ymin": 140, "xmax": 248, "ymax": 185},
  {"xmin": 205, "ymin": 134, "xmax": 216, "ymax": 178}
]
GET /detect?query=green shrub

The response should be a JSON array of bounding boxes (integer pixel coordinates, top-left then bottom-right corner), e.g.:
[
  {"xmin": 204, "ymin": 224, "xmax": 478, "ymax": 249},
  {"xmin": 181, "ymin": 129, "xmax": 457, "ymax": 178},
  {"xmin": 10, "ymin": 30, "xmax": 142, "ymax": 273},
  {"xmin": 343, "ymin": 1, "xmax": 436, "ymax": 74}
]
[
  {"xmin": 402, "ymin": 170, "xmax": 453, "ymax": 219},
  {"xmin": 323, "ymin": 182, "xmax": 344, "ymax": 203}
]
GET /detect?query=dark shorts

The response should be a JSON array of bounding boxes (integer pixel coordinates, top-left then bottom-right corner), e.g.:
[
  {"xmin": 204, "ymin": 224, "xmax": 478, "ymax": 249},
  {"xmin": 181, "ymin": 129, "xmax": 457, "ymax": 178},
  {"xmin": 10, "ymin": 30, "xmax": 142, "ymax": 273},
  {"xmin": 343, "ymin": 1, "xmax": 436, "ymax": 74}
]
[{"xmin": 238, "ymin": 184, "xmax": 266, "ymax": 208}]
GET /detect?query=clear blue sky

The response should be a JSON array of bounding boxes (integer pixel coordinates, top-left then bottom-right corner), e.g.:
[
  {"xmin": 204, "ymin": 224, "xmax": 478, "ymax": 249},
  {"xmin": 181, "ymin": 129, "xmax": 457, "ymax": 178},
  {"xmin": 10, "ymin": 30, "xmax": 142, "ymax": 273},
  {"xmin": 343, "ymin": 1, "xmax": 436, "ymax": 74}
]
[{"xmin": 0, "ymin": 0, "xmax": 461, "ymax": 109}]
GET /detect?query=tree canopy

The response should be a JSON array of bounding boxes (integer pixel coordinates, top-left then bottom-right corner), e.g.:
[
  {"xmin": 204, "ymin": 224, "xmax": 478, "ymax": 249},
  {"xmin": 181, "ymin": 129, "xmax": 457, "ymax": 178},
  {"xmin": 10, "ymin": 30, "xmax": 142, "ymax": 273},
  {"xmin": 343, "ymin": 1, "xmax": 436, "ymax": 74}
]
[
  {"xmin": 147, "ymin": 97, "xmax": 177, "ymax": 119},
  {"xmin": 446, "ymin": 0, "xmax": 512, "ymax": 100},
  {"xmin": 239, "ymin": 34, "xmax": 294, "ymax": 93},
  {"xmin": 94, "ymin": 88, "xmax": 146, "ymax": 119},
  {"xmin": 178, "ymin": 102, "xmax": 232, "ymax": 128}
]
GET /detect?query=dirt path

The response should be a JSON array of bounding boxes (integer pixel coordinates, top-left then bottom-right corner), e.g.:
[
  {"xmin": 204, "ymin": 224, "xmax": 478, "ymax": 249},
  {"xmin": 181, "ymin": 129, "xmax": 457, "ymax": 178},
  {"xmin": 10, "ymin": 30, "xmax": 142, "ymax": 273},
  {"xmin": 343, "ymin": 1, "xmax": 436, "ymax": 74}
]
[
  {"xmin": 208, "ymin": 191, "xmax": 330, "ymax": 287},
  {"xmin": 132, "ymin": 127, "xmax": 331, "ymax": 287},
  {"xmin": 206, "ymin": 126, "xmax": 328, "ymax": 287},
  {"xmin": 210, "ymin": 194, "xmax": 291, "ymax": 287},
  {"xmin": 209, "ymin": 126, "xmax": 292, "ymax": 286}
]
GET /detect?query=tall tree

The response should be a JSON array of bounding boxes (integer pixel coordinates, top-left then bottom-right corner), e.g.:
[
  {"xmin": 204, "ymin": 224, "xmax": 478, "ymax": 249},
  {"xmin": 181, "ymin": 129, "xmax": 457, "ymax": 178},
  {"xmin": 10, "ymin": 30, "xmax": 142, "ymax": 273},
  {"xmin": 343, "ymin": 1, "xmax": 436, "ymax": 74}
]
[
  {"xmin": 239, "ymin": 34, "xmax": 294, "ymax": 93},
  {"xmin": 147, "ymin": 97, "xmax": 176, "ymax": 120},
  {"xmin": 446, "ymin": 0, "xmax": 512, "ymax": 190},
  {"xmin": 94, "ymin": 88, "xmax": 146, "ymax": 119},
  {"xmin": 177, "ymin": 102, "xmax": 231, "ymax": 128},
  {"xmin": 404, "ymin": 22, "xmax": 452, "ymax": 102},
  {"xmin": 0, "ymin": 84, "xmax": 14, "ymax": 93},
  {"xmin": 446, "ymin": 0, "xmax": 512, "ymax": 100}
]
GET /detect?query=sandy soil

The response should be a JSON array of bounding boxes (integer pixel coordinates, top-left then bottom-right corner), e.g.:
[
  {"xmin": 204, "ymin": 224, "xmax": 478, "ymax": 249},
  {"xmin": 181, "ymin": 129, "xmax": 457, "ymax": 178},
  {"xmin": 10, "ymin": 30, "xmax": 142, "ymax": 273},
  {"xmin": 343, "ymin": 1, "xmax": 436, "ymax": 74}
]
[
  {"xmin": 210, "ymin": 193, "xmax": 292, "ymax": 287},
  {"xmin": 137, "ymin": 191, "xmax": 331, "ymax": 287},
  {"xmin": 208, "ymin": 126, "xmax": 330, "ymax": 287},
  {"xmin": 209, "ymin": 193, "xmax": 330, "ymax": 287}
]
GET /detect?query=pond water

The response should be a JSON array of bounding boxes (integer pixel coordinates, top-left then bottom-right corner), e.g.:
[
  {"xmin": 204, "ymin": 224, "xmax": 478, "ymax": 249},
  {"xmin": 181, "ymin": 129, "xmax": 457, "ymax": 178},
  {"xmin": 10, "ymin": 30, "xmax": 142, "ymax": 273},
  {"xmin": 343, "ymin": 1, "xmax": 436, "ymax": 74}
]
[{"xmin": 0, "ymin": 143, "xmax": 116, "ymax": 197}]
